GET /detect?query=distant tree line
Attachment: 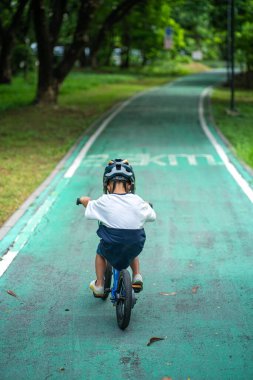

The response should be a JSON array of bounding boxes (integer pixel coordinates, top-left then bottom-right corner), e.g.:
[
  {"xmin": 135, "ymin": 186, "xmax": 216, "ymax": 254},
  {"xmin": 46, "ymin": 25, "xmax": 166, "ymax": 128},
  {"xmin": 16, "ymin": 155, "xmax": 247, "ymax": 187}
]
[{"xmin": 0, "ymin": 0, "xmax": 252, "ymax": 105}]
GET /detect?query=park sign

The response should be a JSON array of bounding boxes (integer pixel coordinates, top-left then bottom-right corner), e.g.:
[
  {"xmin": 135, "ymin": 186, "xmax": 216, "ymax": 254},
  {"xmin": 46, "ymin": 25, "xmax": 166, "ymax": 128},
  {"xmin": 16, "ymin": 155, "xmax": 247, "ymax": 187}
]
[{"xmin": 164, "ymin": 27, "xmax": 173, "ymax": 49}]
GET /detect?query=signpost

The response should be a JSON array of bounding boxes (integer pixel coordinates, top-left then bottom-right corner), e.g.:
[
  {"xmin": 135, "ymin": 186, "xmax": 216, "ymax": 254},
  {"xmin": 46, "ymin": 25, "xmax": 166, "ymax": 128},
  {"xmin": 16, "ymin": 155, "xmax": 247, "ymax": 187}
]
[{"xmin": 164, "ymin": 27, "xmax": 173, "ymax": 50}]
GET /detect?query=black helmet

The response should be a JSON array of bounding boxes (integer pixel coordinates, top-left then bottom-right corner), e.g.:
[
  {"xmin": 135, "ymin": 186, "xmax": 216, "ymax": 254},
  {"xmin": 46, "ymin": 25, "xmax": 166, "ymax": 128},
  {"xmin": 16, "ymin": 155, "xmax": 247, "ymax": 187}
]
[{"xmin": 103, "ymin": 158, "xmax": 135, "ymax": 193}]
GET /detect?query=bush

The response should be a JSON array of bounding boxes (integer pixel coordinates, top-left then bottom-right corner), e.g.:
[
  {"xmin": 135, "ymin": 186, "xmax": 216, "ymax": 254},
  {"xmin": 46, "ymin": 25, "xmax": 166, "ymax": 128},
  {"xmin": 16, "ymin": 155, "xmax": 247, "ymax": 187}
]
[{"xmin": 11, "ymin": 44, "xmax": 35, "ymax": 75}]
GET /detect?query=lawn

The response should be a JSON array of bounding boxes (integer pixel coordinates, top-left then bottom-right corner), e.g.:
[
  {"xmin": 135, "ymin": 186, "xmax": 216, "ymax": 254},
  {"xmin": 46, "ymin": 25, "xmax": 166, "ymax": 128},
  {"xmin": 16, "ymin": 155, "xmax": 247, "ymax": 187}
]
[{"xmin": 211, "ymin": 87, "xmax": 253, "ymax": 169}]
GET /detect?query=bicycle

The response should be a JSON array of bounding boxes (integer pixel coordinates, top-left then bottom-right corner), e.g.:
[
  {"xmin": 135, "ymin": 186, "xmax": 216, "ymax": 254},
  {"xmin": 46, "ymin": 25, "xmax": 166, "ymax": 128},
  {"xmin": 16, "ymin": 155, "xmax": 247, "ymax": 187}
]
[
  {"xmin": 76, "ymin": 197, "xmax": 142, "ymax": 330},
  {"xmin": 102, "ymin": 261, "xmax": 140, "ymax": 330}
]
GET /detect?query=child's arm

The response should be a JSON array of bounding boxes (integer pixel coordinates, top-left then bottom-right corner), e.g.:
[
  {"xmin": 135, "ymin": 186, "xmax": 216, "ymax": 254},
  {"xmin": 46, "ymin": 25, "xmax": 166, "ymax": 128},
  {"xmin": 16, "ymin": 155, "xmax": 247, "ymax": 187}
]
[
  {"xmin": 142, "ymin": 201, "xmax": 156, "ymax": 222},
  {"xmin": 79, "ymin": 196, "xmax": 91, "ymax": 207}
]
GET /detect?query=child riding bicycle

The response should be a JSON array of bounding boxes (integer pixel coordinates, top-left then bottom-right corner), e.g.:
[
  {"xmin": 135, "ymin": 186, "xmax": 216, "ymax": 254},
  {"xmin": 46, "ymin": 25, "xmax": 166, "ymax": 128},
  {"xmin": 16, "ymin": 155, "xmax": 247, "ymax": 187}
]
[{"xmin": 79, "ymin": 158, "xmax": 156, "ymax": 297}]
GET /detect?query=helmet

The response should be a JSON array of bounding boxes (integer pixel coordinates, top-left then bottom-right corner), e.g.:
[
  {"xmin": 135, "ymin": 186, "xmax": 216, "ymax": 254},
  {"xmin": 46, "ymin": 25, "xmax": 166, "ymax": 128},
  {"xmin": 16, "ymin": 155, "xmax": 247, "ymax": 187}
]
[{"xmin": 103, "ymin": 158, "xmax": 135, "ymax": 193}]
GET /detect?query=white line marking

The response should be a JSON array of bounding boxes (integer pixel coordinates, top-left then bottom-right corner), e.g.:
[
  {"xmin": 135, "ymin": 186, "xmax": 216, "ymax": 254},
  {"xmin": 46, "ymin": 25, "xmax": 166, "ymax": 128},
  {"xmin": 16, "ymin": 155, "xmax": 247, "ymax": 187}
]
[
  {"xmin": 81, "ymin": 153, "xmax": 222, "ymax": 166},
  {"xmin": 199, "ymin": 86, "xmax": 253, "ymax": 203},
  {"xmin": 0, "ymin": 251, "xmax": 18, "ymax": 277},
  {"xmin": 0, "ymin": 192, "xmax": 63, "ymax": 277}
]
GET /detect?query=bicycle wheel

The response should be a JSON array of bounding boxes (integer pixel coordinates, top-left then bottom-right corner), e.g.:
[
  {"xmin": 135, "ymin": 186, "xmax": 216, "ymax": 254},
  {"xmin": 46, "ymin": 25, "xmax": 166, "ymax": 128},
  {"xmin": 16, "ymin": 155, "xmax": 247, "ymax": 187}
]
[
  {"xmin": 102, "ymin": 262, "xmax": 112, "ymax": 300},
  {"xmin": 116, "ymin": 269, "xmax": 132, "ymax": 330}
]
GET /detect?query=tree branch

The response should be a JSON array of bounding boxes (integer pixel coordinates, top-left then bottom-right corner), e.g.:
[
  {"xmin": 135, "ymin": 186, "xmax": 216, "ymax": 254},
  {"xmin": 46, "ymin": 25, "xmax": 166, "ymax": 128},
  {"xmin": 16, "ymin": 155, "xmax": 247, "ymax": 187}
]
[
  {"xmin": 32, "ymin": 0, "xmax": 53, "ymax": 90},
  {"xmin": 54, "ymin": 0, "xmax": 100, "ymax": 83},
  {"xmin": 91, "ymin": 0, "xmax": 142, "ymax": 58},
  {"xmin": 49, "ymin": 0, "xmax": 67, "ymax": 47},
  {"xmin": 9, "ymin": 0, "xmax": 30, "ymax": 34}
]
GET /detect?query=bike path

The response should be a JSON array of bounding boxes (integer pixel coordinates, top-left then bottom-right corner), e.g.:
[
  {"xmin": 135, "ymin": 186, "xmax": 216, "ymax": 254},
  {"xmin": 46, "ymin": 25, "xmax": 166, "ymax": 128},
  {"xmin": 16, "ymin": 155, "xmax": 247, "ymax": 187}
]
[{"xmin": 1, "ymin": 72, "xmax": 253, "ymax": 380}]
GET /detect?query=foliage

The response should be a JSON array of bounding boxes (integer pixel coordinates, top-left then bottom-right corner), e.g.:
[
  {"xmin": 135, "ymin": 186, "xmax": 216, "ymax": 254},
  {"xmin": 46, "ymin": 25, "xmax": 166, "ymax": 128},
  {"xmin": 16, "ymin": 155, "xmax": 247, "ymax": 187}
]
[
  {"xmin": 11, "ymin": 43, "xmax": 35, "ymax": 74},
  {"xmin": 238, "ymin": 1, "xmax": 252, "ymax": 73}
]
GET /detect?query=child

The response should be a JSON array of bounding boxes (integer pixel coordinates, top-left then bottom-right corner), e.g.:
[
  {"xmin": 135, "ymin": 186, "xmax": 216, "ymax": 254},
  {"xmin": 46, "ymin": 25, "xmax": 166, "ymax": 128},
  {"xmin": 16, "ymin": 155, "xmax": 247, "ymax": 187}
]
[{"xmin": 79, "ymin": 158, "xmax": 156, "ymax": 297}]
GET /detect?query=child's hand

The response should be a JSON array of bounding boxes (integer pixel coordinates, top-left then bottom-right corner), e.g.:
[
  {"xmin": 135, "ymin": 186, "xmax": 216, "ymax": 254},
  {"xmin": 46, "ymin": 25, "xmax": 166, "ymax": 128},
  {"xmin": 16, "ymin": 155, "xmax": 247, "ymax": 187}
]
[{"xmin": 79, "ymin": 196, "xmax": 91, "ymax": 207}]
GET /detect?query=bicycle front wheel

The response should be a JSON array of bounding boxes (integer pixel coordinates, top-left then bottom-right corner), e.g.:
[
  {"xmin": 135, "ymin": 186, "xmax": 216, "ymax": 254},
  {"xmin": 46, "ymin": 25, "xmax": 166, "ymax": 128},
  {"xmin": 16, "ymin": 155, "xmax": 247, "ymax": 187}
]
[{"xmin": 116, "ymin": 269, "xmax": 132, "ymax": 330}]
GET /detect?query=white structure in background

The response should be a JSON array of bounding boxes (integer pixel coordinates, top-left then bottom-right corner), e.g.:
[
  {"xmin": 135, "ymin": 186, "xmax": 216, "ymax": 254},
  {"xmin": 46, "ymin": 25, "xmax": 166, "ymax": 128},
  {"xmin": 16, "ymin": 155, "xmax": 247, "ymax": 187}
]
[{"xmin": 192, "ymin": 50, "xmax": 203, "ymax": 60}]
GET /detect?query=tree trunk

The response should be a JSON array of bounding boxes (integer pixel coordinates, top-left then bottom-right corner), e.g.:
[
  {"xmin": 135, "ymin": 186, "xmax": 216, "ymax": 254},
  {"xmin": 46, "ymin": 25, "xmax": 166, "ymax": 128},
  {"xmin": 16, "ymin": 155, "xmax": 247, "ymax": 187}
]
[
  {"xmin": 33, "ymin": 0, "xmax": 55, "ymax": 104},
  {"xmin": 35, "ymin": 79, "xmax": 59, "ymax": 105},
  {"xmin": 141, "ymin": 53, "xmax": 148, "ymax": 66},
  {"xmin": 0, "ymin": 33, "xmax": 13, "ymax": 83},
  {"xmin": 120, "ymin": 21, "xmax": 131, "ymax": 69},
  {"xmin": 33, "ymin": 0, "xmax": 99, "ymax": 104},
  {"xmin": 120, "ymin": 47, "xmax": 130, "ymax": 68},
  {"xmin": 0, "ymin": 0, "xmax": 29, "ymax": 84}
]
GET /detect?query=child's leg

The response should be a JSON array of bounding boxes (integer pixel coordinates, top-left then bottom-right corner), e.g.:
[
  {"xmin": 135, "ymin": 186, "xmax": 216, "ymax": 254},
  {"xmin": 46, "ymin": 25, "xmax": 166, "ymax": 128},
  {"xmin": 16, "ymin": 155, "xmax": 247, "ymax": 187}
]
[
  {"xmin": 95, "ymin": 254, "xmax": 106, "ymax": 287},
  {"xmin": 130, "ymin": 257, "xmax": 140, "ymax": 276},
  {"xmin": 130, "ymin": 257, "xmax": 143, "ymax": 292}
]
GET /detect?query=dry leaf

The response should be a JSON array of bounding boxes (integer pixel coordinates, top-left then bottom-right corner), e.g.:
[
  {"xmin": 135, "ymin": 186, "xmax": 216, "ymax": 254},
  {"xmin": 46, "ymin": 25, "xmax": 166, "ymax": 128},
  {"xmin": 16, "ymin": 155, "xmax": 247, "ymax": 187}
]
[
  {"xmin": 147, "ymin": 337, "xmax": 165, "ymax": 346},
  {"xmin": 192, "ymin": 286, "xmax": 200, "ymax": 294},
  {"xmin": 7, "ymin": 290, "xmax": 18, "ymax": 298},
  {"xmin": 159, "ymin": 292, "xmax": 177, "ymax": 296}
]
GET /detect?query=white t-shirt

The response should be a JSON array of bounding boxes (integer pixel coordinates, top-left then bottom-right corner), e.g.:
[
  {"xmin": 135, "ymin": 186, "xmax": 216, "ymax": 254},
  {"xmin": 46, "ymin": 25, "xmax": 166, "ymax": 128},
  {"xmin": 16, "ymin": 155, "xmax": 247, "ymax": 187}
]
[{"xmin": 85, "ymin": 193, "xmax": 156, "ymax": 229}]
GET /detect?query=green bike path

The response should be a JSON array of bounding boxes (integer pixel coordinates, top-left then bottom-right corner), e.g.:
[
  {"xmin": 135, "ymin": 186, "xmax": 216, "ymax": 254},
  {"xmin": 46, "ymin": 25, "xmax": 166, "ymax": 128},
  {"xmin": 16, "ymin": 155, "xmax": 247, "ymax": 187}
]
[{"xmin": 1, "ymin": 72, "xmax": 253, "ymax": 380}]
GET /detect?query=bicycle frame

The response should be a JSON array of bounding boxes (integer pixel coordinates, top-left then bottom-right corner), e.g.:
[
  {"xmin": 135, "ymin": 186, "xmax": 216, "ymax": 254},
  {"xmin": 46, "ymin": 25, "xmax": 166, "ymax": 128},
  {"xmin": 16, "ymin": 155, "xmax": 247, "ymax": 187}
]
[
  {"xmin": 110, "ymin": 268, "xmax": 120, "ymax": 303},
  {"xmin": 109, "ymin": 267, "xmax": 137, "ymax": 309}
]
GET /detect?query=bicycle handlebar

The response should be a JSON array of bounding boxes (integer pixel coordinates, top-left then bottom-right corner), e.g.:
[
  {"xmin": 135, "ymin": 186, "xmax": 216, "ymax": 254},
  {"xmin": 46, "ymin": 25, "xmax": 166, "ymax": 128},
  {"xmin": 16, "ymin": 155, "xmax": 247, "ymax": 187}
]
[{"xmin": 76, "ymin": 197, "xmax": 153, "ymax": 208}]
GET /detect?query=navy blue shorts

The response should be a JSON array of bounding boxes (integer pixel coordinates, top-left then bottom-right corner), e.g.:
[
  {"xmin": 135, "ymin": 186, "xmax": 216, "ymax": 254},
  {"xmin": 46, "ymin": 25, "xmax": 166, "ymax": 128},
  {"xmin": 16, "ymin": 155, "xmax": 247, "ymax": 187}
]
[{"xmin": 97, "ymin": 240, "xmax": 144, "ymax": 271}]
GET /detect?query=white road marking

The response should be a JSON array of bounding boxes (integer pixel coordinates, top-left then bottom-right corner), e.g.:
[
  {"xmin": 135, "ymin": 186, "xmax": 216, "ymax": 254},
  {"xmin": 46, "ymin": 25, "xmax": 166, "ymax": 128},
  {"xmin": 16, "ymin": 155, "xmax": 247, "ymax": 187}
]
[
  {"xmin": 199, "ymin": 86, "xmax": 253, "ymax": 203},
  {"xmin": 0, "ymin": 189, "xmax": 64, "ymax": 277},
  {"xmin": 81, "ymin": 153, "xmax": 223, "ymax": 167}
]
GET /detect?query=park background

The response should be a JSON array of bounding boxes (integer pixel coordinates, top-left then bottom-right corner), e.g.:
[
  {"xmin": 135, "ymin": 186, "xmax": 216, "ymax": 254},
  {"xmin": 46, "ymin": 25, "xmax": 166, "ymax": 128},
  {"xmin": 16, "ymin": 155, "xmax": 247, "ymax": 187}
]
[{"xmin": 0, "ymin": 0, "xmax": 252, "ymax": 227}]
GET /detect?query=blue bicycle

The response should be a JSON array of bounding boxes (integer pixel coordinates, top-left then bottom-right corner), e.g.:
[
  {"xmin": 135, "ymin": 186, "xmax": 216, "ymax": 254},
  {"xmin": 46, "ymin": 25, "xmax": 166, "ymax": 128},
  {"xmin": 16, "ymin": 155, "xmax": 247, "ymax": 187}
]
[{"xmin": 102, "ymin": 262, "xmax": 139, "ymax": 330}]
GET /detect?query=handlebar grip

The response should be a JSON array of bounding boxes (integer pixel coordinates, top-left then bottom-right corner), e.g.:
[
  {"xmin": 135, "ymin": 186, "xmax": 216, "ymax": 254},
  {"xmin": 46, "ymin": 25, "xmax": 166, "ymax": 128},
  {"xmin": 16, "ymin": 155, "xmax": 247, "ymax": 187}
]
[{"xmin": 76, "ymin": 197, "xmax": 81, "ymax": 205}]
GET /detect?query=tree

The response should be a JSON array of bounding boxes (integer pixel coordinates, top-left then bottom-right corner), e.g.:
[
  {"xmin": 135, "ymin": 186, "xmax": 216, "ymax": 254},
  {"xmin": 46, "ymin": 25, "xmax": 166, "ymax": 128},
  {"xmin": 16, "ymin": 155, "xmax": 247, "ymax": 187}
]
[
  {"xmin": 0, "ymin": 0, "xmax": 30, "ymax": 84},
  {"xmin": 96, "ymin": 0, "xmax": 176, "ymax": 69},
  {"xmin": 89, "ymin": 0, "xmax": 141, "ymax": 68},
  {"xmin": 116, "ymin": 0, "xmax": 172, "ymax": 68},
  {"xmin": 32, "ymin": 0, "xmax": 140, "ymax": 105},
  {"xmin": 235, "ymin": 0, "xmax": 253, "ymax": 86}
]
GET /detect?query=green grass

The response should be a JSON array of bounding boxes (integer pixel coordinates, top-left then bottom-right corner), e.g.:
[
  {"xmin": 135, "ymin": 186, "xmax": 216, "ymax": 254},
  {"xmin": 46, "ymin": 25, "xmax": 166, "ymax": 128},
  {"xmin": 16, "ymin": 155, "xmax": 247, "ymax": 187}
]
[{"xmin": 211, "ymin": 87, "xmax": 253, "ymax": 169}]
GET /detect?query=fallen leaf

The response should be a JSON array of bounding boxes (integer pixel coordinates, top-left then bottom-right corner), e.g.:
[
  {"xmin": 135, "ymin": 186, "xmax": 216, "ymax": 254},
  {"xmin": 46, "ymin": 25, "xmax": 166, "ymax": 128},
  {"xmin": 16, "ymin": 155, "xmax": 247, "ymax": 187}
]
[
  {"xmin": 147, "ymin": 337, "xmax": 165, "ymax": 346},
  {"xmin": 192, "ymin": 286, "xmax": 200, "ymax": 294},
  {"xmin": 159, "ymin": 292, "xmax": 177, "ymax": 296},
  {"xmin": 7, "ymin": 290, "xmax": 18, "ymax": 298},
  {"xmin": 161, "ymin": 378, "xmax": 172, "ymax": 380}
]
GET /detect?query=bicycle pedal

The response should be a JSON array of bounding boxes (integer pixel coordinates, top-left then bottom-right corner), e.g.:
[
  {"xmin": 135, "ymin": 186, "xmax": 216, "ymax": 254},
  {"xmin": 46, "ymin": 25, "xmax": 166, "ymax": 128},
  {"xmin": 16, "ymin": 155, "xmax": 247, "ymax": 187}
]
[
  {"xmin": 132, "ymin": 284, "xmax": 143, "ymax": 293},
  {"xmin": 93, "ymin": 292, "xmax": 106, "ymax": 299}
]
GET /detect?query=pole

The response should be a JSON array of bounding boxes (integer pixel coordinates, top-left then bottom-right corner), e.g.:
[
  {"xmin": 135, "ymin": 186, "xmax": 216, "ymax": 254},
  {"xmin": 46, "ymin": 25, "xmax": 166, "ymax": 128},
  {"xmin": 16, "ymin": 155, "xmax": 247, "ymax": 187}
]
[
  {"xmin": 227, "ymin": 0, "xmax": 231, "ymax": 83},
  {"xmin": 228, "ymin": 0, "xmax": 235, "ymax": 111}
]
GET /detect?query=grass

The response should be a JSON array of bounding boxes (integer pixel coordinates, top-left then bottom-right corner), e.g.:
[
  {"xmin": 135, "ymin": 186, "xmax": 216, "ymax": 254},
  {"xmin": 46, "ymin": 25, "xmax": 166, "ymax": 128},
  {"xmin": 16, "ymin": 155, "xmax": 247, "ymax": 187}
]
[
  {"xmin": 211, "ymin": 87, "xmax": 253, "ymax": 169},
  {"xmin": 0, "ymin": 68, "xmax": 185, "ymax": 226}
]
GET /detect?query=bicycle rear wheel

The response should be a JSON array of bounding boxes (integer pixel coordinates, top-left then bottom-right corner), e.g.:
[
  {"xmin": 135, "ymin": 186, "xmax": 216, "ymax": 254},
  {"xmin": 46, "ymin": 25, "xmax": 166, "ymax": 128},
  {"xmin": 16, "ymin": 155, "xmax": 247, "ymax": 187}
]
[
  {"xmin": 102, "ymin": 262, "xmax": 112, "ymax": 300},
  {"xmin": 116, "ymin": 269, "xmax": 132, "ymax": 330}
]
